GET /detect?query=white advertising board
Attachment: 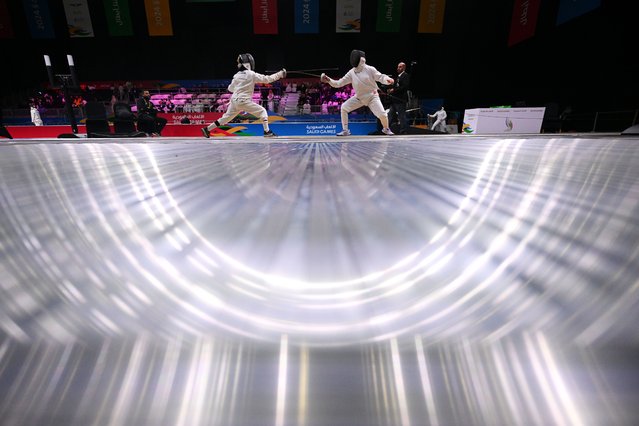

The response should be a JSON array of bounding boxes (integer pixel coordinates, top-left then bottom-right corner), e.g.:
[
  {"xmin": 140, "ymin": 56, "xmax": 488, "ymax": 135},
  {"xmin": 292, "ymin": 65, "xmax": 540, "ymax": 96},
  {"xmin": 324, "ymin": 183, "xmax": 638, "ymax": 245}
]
[{"xmin": 462, "ymin": 107, "xmax": 546, "ymax": 134}]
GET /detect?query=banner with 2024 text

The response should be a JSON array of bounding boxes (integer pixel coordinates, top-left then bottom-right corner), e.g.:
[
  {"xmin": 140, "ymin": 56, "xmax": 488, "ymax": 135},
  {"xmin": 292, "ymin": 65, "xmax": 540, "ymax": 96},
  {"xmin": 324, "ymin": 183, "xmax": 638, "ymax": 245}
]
[
  {"xmin": 417, "ymin": 0, "xmax": 446, "ymax": 34},
  {"xmin": 23, "ymin": 0, "xmax": 55, "ymax": 39},
  {"xmin": 144, "ymin": 0, "xmax": 173, "ymax": 36},
  {"xmin": 295, "ymin": 0, "xmax": 319, "ymax": 34}
]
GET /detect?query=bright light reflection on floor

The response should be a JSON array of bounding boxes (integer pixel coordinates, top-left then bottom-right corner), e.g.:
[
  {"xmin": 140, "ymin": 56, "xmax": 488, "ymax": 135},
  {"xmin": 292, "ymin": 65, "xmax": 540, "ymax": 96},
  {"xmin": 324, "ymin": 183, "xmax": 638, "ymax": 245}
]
[{"xmin": 1, "ymin": 135, "xmax": 638, "ymax": 425}]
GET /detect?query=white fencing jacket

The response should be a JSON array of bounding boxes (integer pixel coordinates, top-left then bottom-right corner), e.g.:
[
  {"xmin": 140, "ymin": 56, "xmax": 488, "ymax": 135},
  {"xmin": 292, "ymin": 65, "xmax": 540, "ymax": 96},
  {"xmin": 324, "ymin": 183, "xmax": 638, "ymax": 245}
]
[
  {"xmin": 325, "ymin": 59, "xmax": 392, "ymax": 100},
  {"xmin": 228, "ymin": 69, "xmax": 285, "ymax": 101}
]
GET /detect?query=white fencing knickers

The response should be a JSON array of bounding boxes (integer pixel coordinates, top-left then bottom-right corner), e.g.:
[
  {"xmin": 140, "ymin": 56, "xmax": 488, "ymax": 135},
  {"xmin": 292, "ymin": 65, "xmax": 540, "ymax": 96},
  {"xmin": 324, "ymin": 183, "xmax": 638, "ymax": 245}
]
[
  {"xmin": 217, "ymin": 98, "xmax": 270, "ymax": 131},
  {"xmin": 340, "ymin": 93, "xmax": 389, "ymax": 130},
  {"xmin": 432, "ymin": 119, "xmax": 446, "ymax": 133}
]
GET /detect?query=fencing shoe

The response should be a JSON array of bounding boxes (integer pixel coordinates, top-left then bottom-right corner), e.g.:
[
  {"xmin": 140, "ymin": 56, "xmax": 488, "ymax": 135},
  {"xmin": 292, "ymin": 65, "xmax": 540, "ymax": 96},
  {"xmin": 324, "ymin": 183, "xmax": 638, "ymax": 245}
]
[
  {"xmin": 382, "ymin": 128, "xmax": 395, "ymax": 135},
  {"xmin": 264, "ymin": 130, "xmax": 277, "ymax": 137},
  {"xmin": 201, "ymin": 127, "xmax": 211, "ymax": 138},
  {"xmin": 336, "ymin": 129, "xmax": 351, "ymax": 136}
]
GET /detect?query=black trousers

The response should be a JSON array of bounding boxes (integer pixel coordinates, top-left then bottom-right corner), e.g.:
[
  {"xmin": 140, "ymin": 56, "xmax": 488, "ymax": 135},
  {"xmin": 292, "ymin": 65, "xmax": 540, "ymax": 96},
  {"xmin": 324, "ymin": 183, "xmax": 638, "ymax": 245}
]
[
  {"xmin": 377, "ymin": 102, "xmax": 408, "ymax": 133},
  {"xmin": 388, "ymin": 102, "xmax": 408, "ymax": 133},
  {"xmin": 138, "ymin": 114, "xmax": 167, "ymax": 135}
]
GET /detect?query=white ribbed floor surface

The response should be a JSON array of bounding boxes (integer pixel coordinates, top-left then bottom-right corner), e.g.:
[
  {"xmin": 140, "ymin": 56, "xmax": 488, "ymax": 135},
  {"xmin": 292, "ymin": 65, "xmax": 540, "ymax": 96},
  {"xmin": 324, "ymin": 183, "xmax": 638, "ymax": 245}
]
[{"xmin": 1, "ymin": 134, "xmax": 638, "ymax": 425}]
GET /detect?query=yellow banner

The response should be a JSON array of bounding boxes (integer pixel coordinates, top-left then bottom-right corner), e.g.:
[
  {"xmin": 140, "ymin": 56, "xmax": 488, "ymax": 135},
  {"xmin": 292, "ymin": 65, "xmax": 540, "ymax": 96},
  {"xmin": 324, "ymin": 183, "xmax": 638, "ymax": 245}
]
[
  {"xmin": 144, "ymin": 0, "xmax": 173, "ymax": 36},
  {"xmin": 418, "ymin": 0, "xmax": 446, "ymax": 34}
]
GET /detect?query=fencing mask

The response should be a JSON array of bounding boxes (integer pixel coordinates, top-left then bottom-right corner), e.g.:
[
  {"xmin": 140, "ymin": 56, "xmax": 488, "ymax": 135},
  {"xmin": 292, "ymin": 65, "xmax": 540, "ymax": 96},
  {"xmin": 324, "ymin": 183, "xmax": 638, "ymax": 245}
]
[
  {"xmin": 237, "ymin": 53, "xmax": 255, "ymax": 71},
  {"xmin": 350, "ymin": 50, "xmax": 365, "ymax": 68}
]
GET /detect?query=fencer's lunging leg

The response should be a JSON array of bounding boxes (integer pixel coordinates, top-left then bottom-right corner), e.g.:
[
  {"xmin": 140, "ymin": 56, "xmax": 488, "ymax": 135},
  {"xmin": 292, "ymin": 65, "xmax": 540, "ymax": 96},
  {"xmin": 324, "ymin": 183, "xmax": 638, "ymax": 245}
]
[
  {"xmin": 242, "ymin": 100, "xmax": 271, "ymax": 132},
  {"xmin": 208, "ymin": 100, "xmax": 241, "ymax": 131},
  {"xmin": 339, "ymin": 97, "xmax": 364, "ymax": 131},
  {"xmin": 340, "ymin": 104, "xmax": 352, "ymax": 131},
  {"xmin": 378, "ymin": 111, "xmax": 390, "ymax": 130},
  {"xmin": 368, "ymin": 96, "xmax": 390, "ymax": 130}
]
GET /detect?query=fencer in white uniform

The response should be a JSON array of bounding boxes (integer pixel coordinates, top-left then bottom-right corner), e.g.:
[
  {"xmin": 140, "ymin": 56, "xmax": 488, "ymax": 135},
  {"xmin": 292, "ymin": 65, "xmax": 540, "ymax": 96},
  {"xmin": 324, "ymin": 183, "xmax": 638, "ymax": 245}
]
[
  {"xmin": 30, "ymin": 105, "xmax": 43, "ymax": 126},
  {"xmin": 202, "ymin": 53, "xmax": 286, "ymax": 138},
  {"xmin": 321, "ymin": 50, "xmax": 395, "ymax": 136},
  {"xmin": 429, "ymin": 107, "xmax": 448, "ymax": 133}
]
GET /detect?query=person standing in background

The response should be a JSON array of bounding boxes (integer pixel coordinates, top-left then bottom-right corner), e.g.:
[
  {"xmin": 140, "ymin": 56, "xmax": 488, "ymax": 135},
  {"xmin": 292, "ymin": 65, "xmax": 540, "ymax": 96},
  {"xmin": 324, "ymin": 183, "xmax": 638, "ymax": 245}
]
[
  {"xmin": 429, "ymin": 106, "xmax": 448, "ymax": 133},
  {"xmin": 387, "ymin": 62, "xmax": 410, "ymax": 134},
  {"xmin": 30, "ymin": 103, "xmax": 43, "ymax": 126}
]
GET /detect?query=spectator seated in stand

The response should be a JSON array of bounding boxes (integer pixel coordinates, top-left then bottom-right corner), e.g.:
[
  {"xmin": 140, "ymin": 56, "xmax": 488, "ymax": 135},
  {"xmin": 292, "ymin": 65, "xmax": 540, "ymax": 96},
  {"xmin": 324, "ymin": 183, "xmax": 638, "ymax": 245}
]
[
  {"xmin": 135, "ymin": 90, "xmax": 167, "ymax": 136},
  {"xmin": 302, "ymin": 100, "xmax": 311, "ymax": 115},
  {"xmin": 166, "ymin": 99, "xmax": 175, "ymax": 113}
]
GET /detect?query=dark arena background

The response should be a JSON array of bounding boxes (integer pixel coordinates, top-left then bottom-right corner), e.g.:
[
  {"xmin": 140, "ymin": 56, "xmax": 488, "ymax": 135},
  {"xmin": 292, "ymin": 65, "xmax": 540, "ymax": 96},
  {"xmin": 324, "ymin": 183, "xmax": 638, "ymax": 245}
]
[{"xmin": 1, "ymin": 1, "xmax": 639, "ymax": 426}]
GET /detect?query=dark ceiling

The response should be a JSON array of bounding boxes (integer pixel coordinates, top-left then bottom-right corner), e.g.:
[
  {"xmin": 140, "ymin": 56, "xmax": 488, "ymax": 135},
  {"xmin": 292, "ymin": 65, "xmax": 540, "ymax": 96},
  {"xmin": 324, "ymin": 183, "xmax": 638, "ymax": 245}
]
[{"xmin": 1, "ymin": 0, "xmax": 636, "ymax": 111}]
